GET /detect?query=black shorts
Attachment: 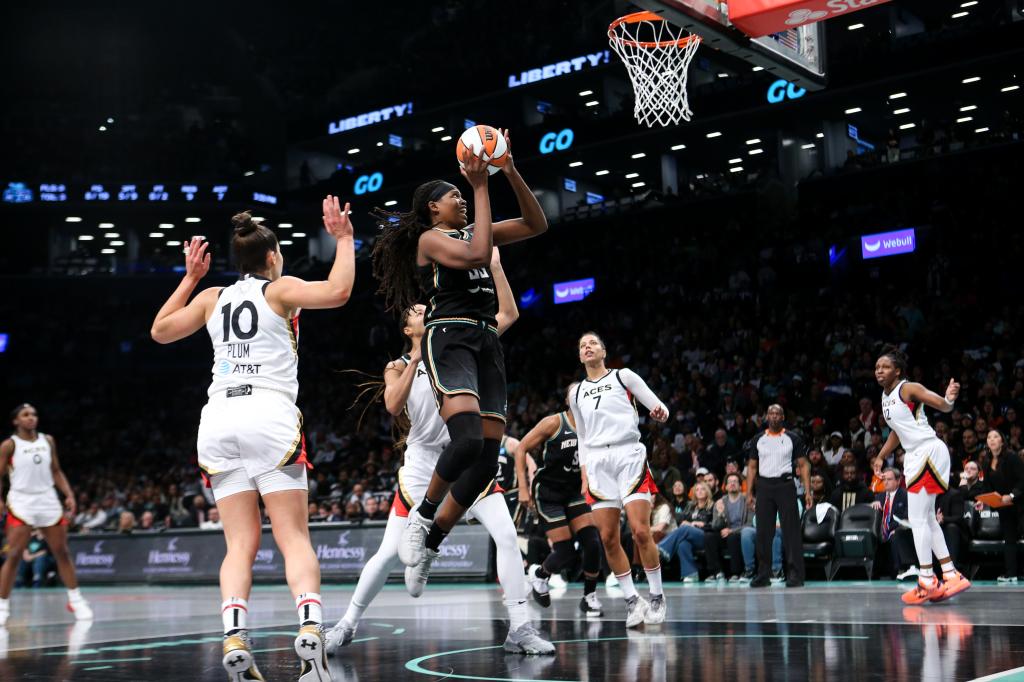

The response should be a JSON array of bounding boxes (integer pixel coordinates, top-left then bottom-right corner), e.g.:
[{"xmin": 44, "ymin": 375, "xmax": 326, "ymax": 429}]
[
  {"xmin": 422, "ymin": 319, "xmax": 507, "ymax": 422},
  {"xmin": 533, "ymin": 480, "xmax": 591, "ymax": 533}
]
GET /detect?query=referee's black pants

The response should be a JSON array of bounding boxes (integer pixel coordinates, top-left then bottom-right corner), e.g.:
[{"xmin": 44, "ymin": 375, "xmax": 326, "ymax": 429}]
[{"xmin": 754, "ymin": 475, "xmax": 805, "ymax": 583}]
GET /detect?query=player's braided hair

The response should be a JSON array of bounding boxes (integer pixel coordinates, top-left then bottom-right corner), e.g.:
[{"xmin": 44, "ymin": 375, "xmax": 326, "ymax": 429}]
[
  {"xmin": 879, "ymin": 344, "xmax": 908, "ymax": 378},
  {"xmin": 339, "ymin": 306, "xmax": 421, "ymax": 454},
  {"xmin": 9, "ymin": 403, "xmax": 32, "ymax": 425},
  {"xmin": 371, "ymin": 180, "xmax": 452, "ymax": 317}
]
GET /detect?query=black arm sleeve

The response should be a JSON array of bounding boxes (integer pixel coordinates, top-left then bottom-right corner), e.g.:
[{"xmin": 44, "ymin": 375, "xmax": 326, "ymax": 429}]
[
  {"xmin": 744, "ymin": 434, "xmax": 761, "ymax": 463},
  {"xmin": 787, "ymin": 432, "xmax": 807, "ymax": 468}
]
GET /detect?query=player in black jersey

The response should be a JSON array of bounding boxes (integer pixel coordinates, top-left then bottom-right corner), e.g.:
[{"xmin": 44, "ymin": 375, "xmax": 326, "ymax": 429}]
[
  {"xmin": 496, "ymin": 434, "xmax": 523, "ymax": 517},
  {"xmin": 514, "ymin": 385, "xmax": 604, "ymax": 617},
  {"xmin": 370, "ymin": 133, "xmax": 548, "ymax": 575}
]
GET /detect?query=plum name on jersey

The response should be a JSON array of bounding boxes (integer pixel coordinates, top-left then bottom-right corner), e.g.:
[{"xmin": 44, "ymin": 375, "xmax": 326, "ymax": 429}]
[
  {"xmin": 582, "ymin": 385, "xmax": 613, "ymax": 398},
  {"xmin": 227, "ymin": 343, "xmax": 250, "ymax": 358}
]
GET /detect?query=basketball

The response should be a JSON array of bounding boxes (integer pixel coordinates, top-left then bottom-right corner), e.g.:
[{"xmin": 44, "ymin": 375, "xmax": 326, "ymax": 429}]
[{"xmin": 456, "ymin": 124, "xmax": 508, "ymax": 175}]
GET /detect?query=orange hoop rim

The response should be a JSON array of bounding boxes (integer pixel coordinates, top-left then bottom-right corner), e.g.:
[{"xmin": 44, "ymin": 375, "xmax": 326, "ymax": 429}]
[{"xmin": 608, "ymin": 11, "xmax": 701, "ymax": 49}]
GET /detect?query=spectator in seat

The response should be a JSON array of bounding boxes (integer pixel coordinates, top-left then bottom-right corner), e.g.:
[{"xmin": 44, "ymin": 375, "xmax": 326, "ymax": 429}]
[
  {"xmin": 724, "ymin": 460, "xmax": 748, "ymax": 493},
  {"xmin": 75, "ymin": 502, "xmax": 108, "ymax": 533},
  {"xmin": 704, "ymin": 472, "xmax": 723, "ymax": 501},
  {"xmin": 364, "ymin": 496, "xmax": 388, "ymax": 521},
  {"xmin": 200, "ymin": 507, "xmax": 223, "ymax": 530},
  {"xmin": 326, "ymin": 501, "xmax": 345, "ymax": 522},
  {"xmin": 704, "ymin": 429, "xmax": 739, "ymax": 478},
  {"xmin": 16, "ymin": 531, "xmax": 53, "ymax": 588},
  {"xmin": 659, "ymin": 481, "xmax": 717, "ymax": 583},
  {"xmin": 308, "ymin": 502, "xmax": 326, "ymax": 523},
  {"xmin": 668, "ymin": 480, "xmax": 688, "ymax": 524},
  {"xmin": 957, "ymin": 460, "xmax": 987, "ymax": 502},
  {"xmin": 688, "ymin": 467, "xmax": 709, "ymax": 499},
  {"xmin": 137, "ymin": 510, "xmax": 161, "ymax": 533},
  {"xmin": 188, "ymin": 494, "xmax": 210, "ymax": 527},
  {"xmin": 823, "ymin": 432, "xmax": 847, "ymax": 467},
  {"xmin": 650, "ymin": 493, "xmax": 677, "ymax": 543},
  {"xmin": 935, "ymin": 486, "xmax": 969, "ymax": 569},
  {"xmin": 868, "ymin": 456, "xmax": 886, "ymax": 494},
  {"xmin": 649, "ymin": 444, "xmax": 683, "ymax": 496},
  {"xmin": 117, "ymin": 510, "xmax": 136, "ymax": 534},
  {"xmin": 829, "ymin": 464, "xmax": 872, "ymax": 512},
  {"xmin": 809, "ymin": 473, "xmax": 830, "ymax": 506},
  {"xmin": 344, "ymin": 500, "xmax": 365, "ymax": 522},
  {"xmin": 976, "ymin": 429, "xmax": 1024, "ymax": 582},
  {"xmin": 870, "ymin": 467, "xmax": 915, "ymax": 579},
  {"xmin": 707, "ymin": 473, "xmax": 756, "ymax": 581},
  {"xmin": 807, "ymin": 449, "xmax": 831, "ymax": 484},
  {"xmin": 959, "ymin": 428, "xmax": 981, "ymax": 467}
]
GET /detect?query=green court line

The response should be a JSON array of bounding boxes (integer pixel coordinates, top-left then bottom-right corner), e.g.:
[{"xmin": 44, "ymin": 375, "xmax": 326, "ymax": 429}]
[
  {"xmin": 70, "ymin": 656, "xmax": 152, "ymax": 665},
  {"xmin": 405, "ymin": 634, "xmax": 872, "ymax": 682},
  {"xmin": 970, "ymin": 666, "xmax": 1024, "ymax": 682}
]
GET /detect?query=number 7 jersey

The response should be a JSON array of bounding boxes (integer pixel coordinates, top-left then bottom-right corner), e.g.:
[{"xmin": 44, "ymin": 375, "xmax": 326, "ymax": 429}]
[
  {"xmin": 571, "ymin": 369, "xmax": 641, "ymax": 450},
  {"xmin": 205, "ymin": 275, "xmax": 299, "ymax": 402}
]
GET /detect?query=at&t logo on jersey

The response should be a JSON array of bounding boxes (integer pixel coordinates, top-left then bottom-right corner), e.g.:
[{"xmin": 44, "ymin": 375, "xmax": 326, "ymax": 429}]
[{"xmin": 216, "ymin": 360, "xmax": 231, "ymax": 375}]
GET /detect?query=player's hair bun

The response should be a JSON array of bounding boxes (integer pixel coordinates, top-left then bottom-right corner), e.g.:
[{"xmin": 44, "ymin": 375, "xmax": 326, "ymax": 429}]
[{"xmin": 231, "ymin": 211, "xmax": 258, "ymax": 236}]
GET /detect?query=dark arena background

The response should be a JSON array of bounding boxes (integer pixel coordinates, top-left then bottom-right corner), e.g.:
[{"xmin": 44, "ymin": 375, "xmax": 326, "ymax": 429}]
[{"xmin": 2, "ymin": 1, "xmax": 1024, "ymax": 681}]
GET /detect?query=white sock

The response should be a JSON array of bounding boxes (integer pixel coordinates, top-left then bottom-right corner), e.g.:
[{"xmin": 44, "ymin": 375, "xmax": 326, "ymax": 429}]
[
  {"xmin": 616, "ymin": 571, "xmax": 638, "ymax": 601},
  {"xmin": 939, "ymin": 557, "xmax": 956, "ymax": 578},
  {"xmin": 645, "ymin": 565, "xmax": 663, "ymax": 597},
  {"xmin": 505, "ymin": 599, "xmax": 529, "ymax": 630},
  {"xmin": 342, "ymin": 602, "xmax": 366, "ymax": 626},
  {"xmin": 0, "ymin": 597, "xmax": 8, "ymax": 610},
  {"xmin": 67, "ymin": 588, "xmax": 84, "ymax": 603},
  {"xmin": 222, "ymin": 597, "xmax": 249, "ymax": 634},
  {"xmin": 296, "ymin": 593, "xmax": 323, "ymax": 625}
]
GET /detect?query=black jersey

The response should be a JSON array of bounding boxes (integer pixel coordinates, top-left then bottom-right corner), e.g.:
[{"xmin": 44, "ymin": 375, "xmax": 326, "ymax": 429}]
[
  {"xmin": 418, "ymin": 227, "xmax": 497, "ymax": 326},
  {"xmin": 496, "ymin": 435, "xmax": 516, "ymax": 491},
  {"xmin": 534, "ymin": 412, "xmax": 581, "ymax": 491}
]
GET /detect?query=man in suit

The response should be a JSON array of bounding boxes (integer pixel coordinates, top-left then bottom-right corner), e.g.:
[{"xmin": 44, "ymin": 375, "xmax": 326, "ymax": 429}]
[{"xmin": 871, "ymin": 467, "xmax": 916, "ymax": 579}]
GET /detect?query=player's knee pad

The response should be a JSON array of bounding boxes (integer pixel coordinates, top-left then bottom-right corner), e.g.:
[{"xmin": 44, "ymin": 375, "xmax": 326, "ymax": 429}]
[
  {"xmin": 543, "ymin": 540, "xmax": 577, "ymax": 572},
  {"xmin": 435, "ymin": 412, "xmax": 484, "ymax": 482},
  {"xmin": 577, "ymin": 525, "xmax": 602, "ymax": 574},
  {"xmin": 449, "ymin": 438, "xmax": 500, "ymax": 507}
]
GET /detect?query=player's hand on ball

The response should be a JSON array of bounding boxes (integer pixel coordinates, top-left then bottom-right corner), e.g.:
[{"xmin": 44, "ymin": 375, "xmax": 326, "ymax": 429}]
[
  {"xmin": 459, "ymin": 146, "xmax": 490, "ymax": 187},
  {"xmin": 322, "ymin": 195, "xmax": 353, "ymax": 240},
  {"xmin": 498, "ymin": 128, "xmax": 514, "ymax": 174},
  {"xmin": 184, "ymin": 237, "xmax": 210, "ymax": 280}
]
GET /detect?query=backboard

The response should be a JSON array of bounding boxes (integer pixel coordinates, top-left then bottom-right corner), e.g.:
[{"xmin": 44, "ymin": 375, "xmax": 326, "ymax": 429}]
[{"xmin": 633, "ymin": 0, "xmax": 827, "ymax": 89}]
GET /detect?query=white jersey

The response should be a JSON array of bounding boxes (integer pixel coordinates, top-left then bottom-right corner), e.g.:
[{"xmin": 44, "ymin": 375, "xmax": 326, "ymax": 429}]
[
  {"xmin": 206, "ymin": 275, "xmax": 299, "ymax": 402},
  {"xmin": 8, "ymin": 434, "xmax": 56, "ymax": 495},
  {"xmin": 401, "ymin": 355, "xmax": 449, "ymax": 454},
  {"xmin": 571, "ymin": 369, "xmax": 641, "ymax": 454},
  {"xmin": 881, "ymin": 379, "xmax": 937, "ymax": 453}
]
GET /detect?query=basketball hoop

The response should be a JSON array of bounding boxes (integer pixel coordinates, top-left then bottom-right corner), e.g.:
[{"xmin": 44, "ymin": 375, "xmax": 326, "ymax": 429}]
[{"xmin": 608, "ymin": 11, "xmax": 701, "ymax": 127}]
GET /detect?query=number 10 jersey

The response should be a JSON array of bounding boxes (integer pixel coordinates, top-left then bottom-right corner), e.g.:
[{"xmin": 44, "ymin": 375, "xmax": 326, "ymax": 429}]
[{"xmin": 205, "ymin": 275, "xmax": 299, "ymax": 402}]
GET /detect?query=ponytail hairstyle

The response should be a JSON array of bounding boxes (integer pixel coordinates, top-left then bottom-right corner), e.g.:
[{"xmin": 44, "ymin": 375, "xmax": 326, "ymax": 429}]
[
  {"xmin": 399, "ymin": 305, "xmax": 419, "ymax": 354},
  {"xmin": 371, "ymin": 180, "xmax": 455, "ymax": 316},
  {"xmin": 878, "ymin": 344, "xmax": 908, "ymax": 379},
  {"xmin": 230, "ymin": 211, "xmax": 279, "ymax": 274}
]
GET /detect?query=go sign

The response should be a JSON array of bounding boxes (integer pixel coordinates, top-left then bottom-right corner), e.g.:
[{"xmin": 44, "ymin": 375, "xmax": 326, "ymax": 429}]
[
  {"xmin": 539, "ymin": 129, "xmax": 574, "ymax": 154},
  {"xmin": 354, "ymin": 172, "xmax": 384, "ymax": 195}
]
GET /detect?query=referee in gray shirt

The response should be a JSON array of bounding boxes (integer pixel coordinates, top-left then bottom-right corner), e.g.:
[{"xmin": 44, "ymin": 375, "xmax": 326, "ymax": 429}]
[{"xmin": 745, "ymin": 404, "xmax": 813, "ymax": 588}]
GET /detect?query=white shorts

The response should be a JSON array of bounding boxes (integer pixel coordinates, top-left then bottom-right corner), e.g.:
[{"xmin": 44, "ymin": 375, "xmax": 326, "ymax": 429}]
[
  {"xmin": 209, "ymin": 464, "xmax": 309, "ymax": 502},
  {"xmin": 6, "ymin": 489, "xmax": 65, "ymax": 529},
  {"xmin": 585, "ymin": 442, "xmax": 657, "ymax": 511},
  {"xmin": 393, "ymin": 446, "xmax": 499, "ymax": 522},
  {"xmin": 197, "ymin": 388, "xmax": 306, "ymax": 479},
  {"xmin": 904, "ymin": 438, "xmax": 951, "ymax": 494}
]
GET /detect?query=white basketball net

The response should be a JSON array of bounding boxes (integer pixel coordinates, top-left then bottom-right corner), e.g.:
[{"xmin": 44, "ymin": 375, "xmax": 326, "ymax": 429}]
[{"xmin": 609, "ymin": 15, "xmax": 701, "ymax": 127}]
